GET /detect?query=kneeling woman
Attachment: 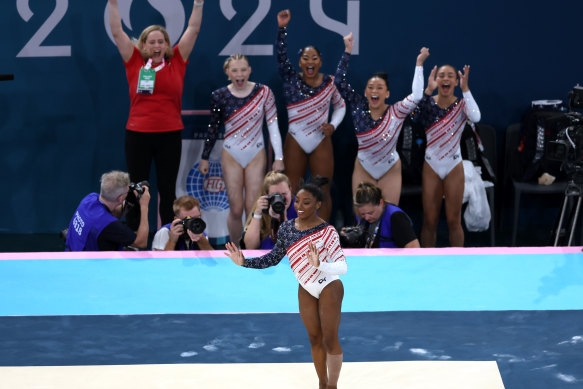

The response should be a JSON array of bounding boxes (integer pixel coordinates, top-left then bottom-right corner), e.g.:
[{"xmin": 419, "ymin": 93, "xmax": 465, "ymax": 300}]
[
  {"xmin": 225, "ymin": 177, "xmax": 346, "ymax": 389},
  {"xmin": 199, "ymin": 54, "xmax": 284, "ymax": 245},
  {"xmin": 343, "ymin": 182, "xmax": 420, "ymax": 248}
]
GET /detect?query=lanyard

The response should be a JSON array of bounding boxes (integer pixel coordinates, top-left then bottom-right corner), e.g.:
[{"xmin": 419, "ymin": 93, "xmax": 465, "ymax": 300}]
[
  {"xmin": 144, "ymin": 58, "xmax": 166, "ymax": 72},
  {"xmin": 136, "ymin": 58, "xmax": 165, "ymax": 95}
]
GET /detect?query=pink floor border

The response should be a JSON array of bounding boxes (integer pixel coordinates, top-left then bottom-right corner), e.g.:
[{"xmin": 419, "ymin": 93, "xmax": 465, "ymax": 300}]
[{"xmin": 0, "ymin": 246, "xmax": 581, "ymax": 261}]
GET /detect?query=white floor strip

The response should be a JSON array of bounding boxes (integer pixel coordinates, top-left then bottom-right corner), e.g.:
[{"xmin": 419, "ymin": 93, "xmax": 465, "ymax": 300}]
[{"xmin": 0, "ymin": 361, "xmax": 505, "ymax": 389}]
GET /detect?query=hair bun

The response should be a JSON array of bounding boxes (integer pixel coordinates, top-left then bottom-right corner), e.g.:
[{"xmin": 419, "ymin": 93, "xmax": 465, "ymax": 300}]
[{"xmin": 312, "ymin": 175, "xmax": 329, "ymax": 187}]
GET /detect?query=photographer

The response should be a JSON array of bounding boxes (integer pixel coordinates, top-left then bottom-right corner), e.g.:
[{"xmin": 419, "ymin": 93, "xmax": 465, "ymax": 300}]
[
  {"xmin": 152, "ymin": 195, "xmax": 213, "ymax": 251},
  {"xmin": 340, "ymin": 182, "xmax": 420, "ymax": 248},
  {"xmin": 65, "ymin": 171, "xmax": 150, "ymax": 251},
  {"xmin": 241, "ymin": 171, "xmax": 296, "ymax": 249}
]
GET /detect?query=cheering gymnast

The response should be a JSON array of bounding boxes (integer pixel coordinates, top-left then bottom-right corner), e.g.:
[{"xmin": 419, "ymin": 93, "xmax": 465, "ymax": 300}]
[
  {"xmin": 334, "ymin": 32, "xmax": 429, "ymax": 204},
  {"xmin": 411, "ymin": 64, "xmax": 481, "ymax": 247},
  {"xmin": 199, "ymin": 54, "xmax": 284, "ymax": 245},
  {"xmin": 276, "ymin": 9, "xmax": 346, "ymax": 221}
]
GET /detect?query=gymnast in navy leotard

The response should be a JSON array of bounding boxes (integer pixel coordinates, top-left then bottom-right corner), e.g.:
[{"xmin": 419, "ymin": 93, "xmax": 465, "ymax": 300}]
[
  {"xmin": 199, "ymin": 54, "xmax": 284, "ymax": 245},
  {"xmin": 225, "ymin": 177, "xmax": 346, "ymax": 389},
  {"xmin": 275, "ymin": 9, "xmax": 346, "ymax": 222},
  {"xmin": 334, "ymin": 32, "xmax": 429, "ymax": 204}
]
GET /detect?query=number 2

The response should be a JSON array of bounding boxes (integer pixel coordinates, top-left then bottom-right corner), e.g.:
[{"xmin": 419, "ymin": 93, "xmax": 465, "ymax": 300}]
[
  {"xmin": 219, "ymin": 0, "xmax": 273, "ymax": 56},
  {"xmin": 16, "ymin": 0, "xmax": 71, "ymax": 58}
]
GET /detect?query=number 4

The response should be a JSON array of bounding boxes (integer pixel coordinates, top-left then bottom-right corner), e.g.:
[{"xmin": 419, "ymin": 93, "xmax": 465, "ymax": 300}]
[{"xmin": 310, "ymin": 0, "xmax": 359, "ymax": 55}]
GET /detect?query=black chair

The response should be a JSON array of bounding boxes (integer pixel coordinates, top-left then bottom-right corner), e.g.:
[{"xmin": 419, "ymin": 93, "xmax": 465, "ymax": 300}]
[{"xmin": 504, "ymin": 123, "xmax": 568, "ymax": 246}]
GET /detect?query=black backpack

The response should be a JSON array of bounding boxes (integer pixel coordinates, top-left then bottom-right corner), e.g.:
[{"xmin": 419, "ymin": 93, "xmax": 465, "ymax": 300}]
[
  {"xmin": 512, "ymin": 109, "xmax": 569, "ymax": 182},
  {"xmin": 398, "ymin": 116, "xmax": 426, "ymax": 185},
  {"xmin": 460, "ymin": 123, "xmax": 497, "ymax": 184}
]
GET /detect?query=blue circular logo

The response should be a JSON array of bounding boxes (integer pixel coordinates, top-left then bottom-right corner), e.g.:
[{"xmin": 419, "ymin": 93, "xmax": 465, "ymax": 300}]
[{"xmin": 186, "ymin": 162, "xmax": 229, "ymax": 211}]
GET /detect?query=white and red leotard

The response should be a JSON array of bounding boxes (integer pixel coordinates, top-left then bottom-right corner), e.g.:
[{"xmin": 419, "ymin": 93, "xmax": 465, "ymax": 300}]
[
  {"xmin": 202, "ymin": 83, "xmax": 283, "ymax": 167},
  {"xmin": 243, "ymin": 220, "xmax": 347, "ymax": 298},
  {"xmin": 414, "ymin": 91, "xmax": 481, "ymax": 179},
  {"xmin": 334, "ymin": 52, "xmax": 424, "ymax": 179},
  {"xmin": 277, "ymin": 27, "xmax": 346, "ymax": 154}
]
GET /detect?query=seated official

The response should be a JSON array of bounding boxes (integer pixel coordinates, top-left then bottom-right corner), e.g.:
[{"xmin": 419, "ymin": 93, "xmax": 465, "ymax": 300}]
[
  {"xmin": 152, "ymin": 195, "xmax": 213, "ymax": 251},
  {"xmin": 241, "ymin": 171, "xmax": 296, "ymax": 249},
  {"xmin": 340, "ymin": 182, "xmax": 420, "ymax": 248},
  {"xmin": 65, "ymin": 171, "xmax": 150, "ymax": 251}
]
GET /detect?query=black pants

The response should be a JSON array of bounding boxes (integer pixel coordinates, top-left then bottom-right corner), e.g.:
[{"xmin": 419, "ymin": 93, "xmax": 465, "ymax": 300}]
[{"xmin": 125, "ymin": 130, "xmax": 182, "ymax": 230}]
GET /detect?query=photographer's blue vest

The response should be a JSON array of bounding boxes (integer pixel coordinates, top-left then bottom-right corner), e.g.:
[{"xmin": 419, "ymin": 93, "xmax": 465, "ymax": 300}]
[
  {"xmin": 65, "ymin": 193, "xmax": 118, "ymax": 251},
  {"xmin": 377, "ymin": 204, "xmax": 399, "ymax": 248},
  {"xmin": 361, "ymin": 203, "xmax": 408, "ymax": 249}
]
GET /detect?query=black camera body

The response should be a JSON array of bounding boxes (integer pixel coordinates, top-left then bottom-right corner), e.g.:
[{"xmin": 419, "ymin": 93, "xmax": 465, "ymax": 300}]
[
  {"xmin": 546, "ymin": 86, "xmax": 583, "ymax": 169},
  {"xmin": 339, "ymin": 225, "xmax": 366, "ymax": 248},
  {"xmin": 263, "ymin": 193, "xmax": 286, "ymax": 215},
  {"xmin": 180, "ymin": 216, "xmax": 206, "ymax": 235},
  {"xmin": 546, "ymin": 116, "xmax": 583, "ymax": 164},
  {"xmin": 129, "ymin": 180, "xmax": 150, "ymax": 198}
]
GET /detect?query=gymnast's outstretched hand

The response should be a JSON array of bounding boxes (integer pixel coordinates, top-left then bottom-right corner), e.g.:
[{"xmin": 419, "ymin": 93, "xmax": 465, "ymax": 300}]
[
  {"xmin": 417, "ymin": 47, "xmax": 430, "ymax": 66},
  {"xmin": 277, "ymin": 9, "xmax": 290, "ymax": 28},
  {"xmin": 225, "ymin": 242, "xmax": 245, "ymax": 266},
  {"xmin": 459, "ymin": 65, "xmax": 471, "ymax": 93},
  {"xmin": 343, "ymin": 32, "xmax": 354, "ymax": 54},
  {"xmin": 425, "ymin": 65, "xmax": 438, "ymax": 95},
  {"xmin": 307, "ymin": 241, "xmax": 320, "ymax": 267}
]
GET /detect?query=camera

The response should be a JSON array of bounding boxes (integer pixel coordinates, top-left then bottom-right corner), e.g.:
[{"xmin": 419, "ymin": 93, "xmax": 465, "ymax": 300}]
[
  {"xmin": 546, "ymin": 86, "xmax": 583, "ymax": 168},
  {"xmin": 180, "ymin": 216, "xmax": 206, "ymax": 235},
  {"xmin": 546, "ymin": 118, "xmax": 583, "ymax": 164},
  {"xmin": 124, "ymin": 180, "xmax": 150, "ymax": 212},
  {"xmin": 263, "ymin": 193, "xmax": 286, "ymax": 215},
  {"xmin": 339, "ymin": 225, "xmax": 366, "ymax": 248},
  {"xmin": 129, "ymin": 180, "xmax": 150, "ymax": 198}
]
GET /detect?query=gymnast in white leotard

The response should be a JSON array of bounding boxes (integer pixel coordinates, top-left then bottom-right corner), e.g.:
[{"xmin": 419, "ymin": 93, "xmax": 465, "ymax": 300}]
[
  {"xmin": 225, "ymin": 177, "xmax": 346, "ymax": 389},
  {"xmin": 411, "ymin": 63, "xmax": 481, "ymax": 247},
  {"xmin": 334, "ymin": 32, "xmax": 429, "ymax": 205},
  {"xmin": 199, "ymin": 54, "xmax": 284, "ymax": 245},
  {"xmin": 276, "ymin": 9, "xmax": 346, "ymax": 222}
]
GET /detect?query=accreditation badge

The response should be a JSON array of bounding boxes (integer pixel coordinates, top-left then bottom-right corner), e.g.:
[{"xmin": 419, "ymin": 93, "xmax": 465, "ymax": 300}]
[
  {"xmin": 136, "ymin": 67, "xmax": 156, "ymax": 94},
  {"xmin": 136, "ymin": 58, "xmax": 165, "ymax": 95}
]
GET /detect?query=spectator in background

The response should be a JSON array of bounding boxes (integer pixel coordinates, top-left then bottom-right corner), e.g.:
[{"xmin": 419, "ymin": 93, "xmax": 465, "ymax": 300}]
[
  {"xmin": 241, "ymin": 171, "xmax": 296, "ymax": 249},
  {"xmin": 152, "ymin": 195, "xmax": 213, "ymax": 251},
  {"xmin": 108, "ymin": 0, "xmax": 204, "ymax": 229},
  {"xmin": 340, "ymin": 182, "xmax": 420, "ymax": 248},
  {"xmin": 66, "ymin": 171, "xmax": 150, "ymax": 251}
]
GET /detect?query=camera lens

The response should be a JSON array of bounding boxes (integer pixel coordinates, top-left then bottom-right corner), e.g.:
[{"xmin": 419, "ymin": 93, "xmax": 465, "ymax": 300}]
[
  {"xmin": 182, "ymin": 217, "xmax": 206, "ymax": 235},
  {"xmin": 270, "ymin": 193, "xmax": 286, "ymax": 214}
]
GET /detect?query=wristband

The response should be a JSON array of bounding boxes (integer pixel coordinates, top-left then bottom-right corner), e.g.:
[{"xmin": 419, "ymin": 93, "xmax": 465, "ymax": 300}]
[
  {"xmin": 253, "ymin": 213, "xmax": 262, "ymax": 219},
  {"xmin": 194, "ymin": 0, "xmax": 204, "ymax": 6}
]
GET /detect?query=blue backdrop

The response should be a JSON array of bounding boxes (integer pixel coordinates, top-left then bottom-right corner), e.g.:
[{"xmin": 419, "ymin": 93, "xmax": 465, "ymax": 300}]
[{"xmin": 1, "ymin": 0, "xmax": 581, "ymax": 233}]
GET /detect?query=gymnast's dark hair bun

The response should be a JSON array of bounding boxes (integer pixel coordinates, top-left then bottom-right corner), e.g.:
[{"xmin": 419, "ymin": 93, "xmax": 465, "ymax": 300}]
[
  {"xmin": 297, "ymin": 176, "xmax": 329, "ymax": 202},
  {"xmin": 369, "ymin": 72, "xmax": 389, "ymax": 89}
]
